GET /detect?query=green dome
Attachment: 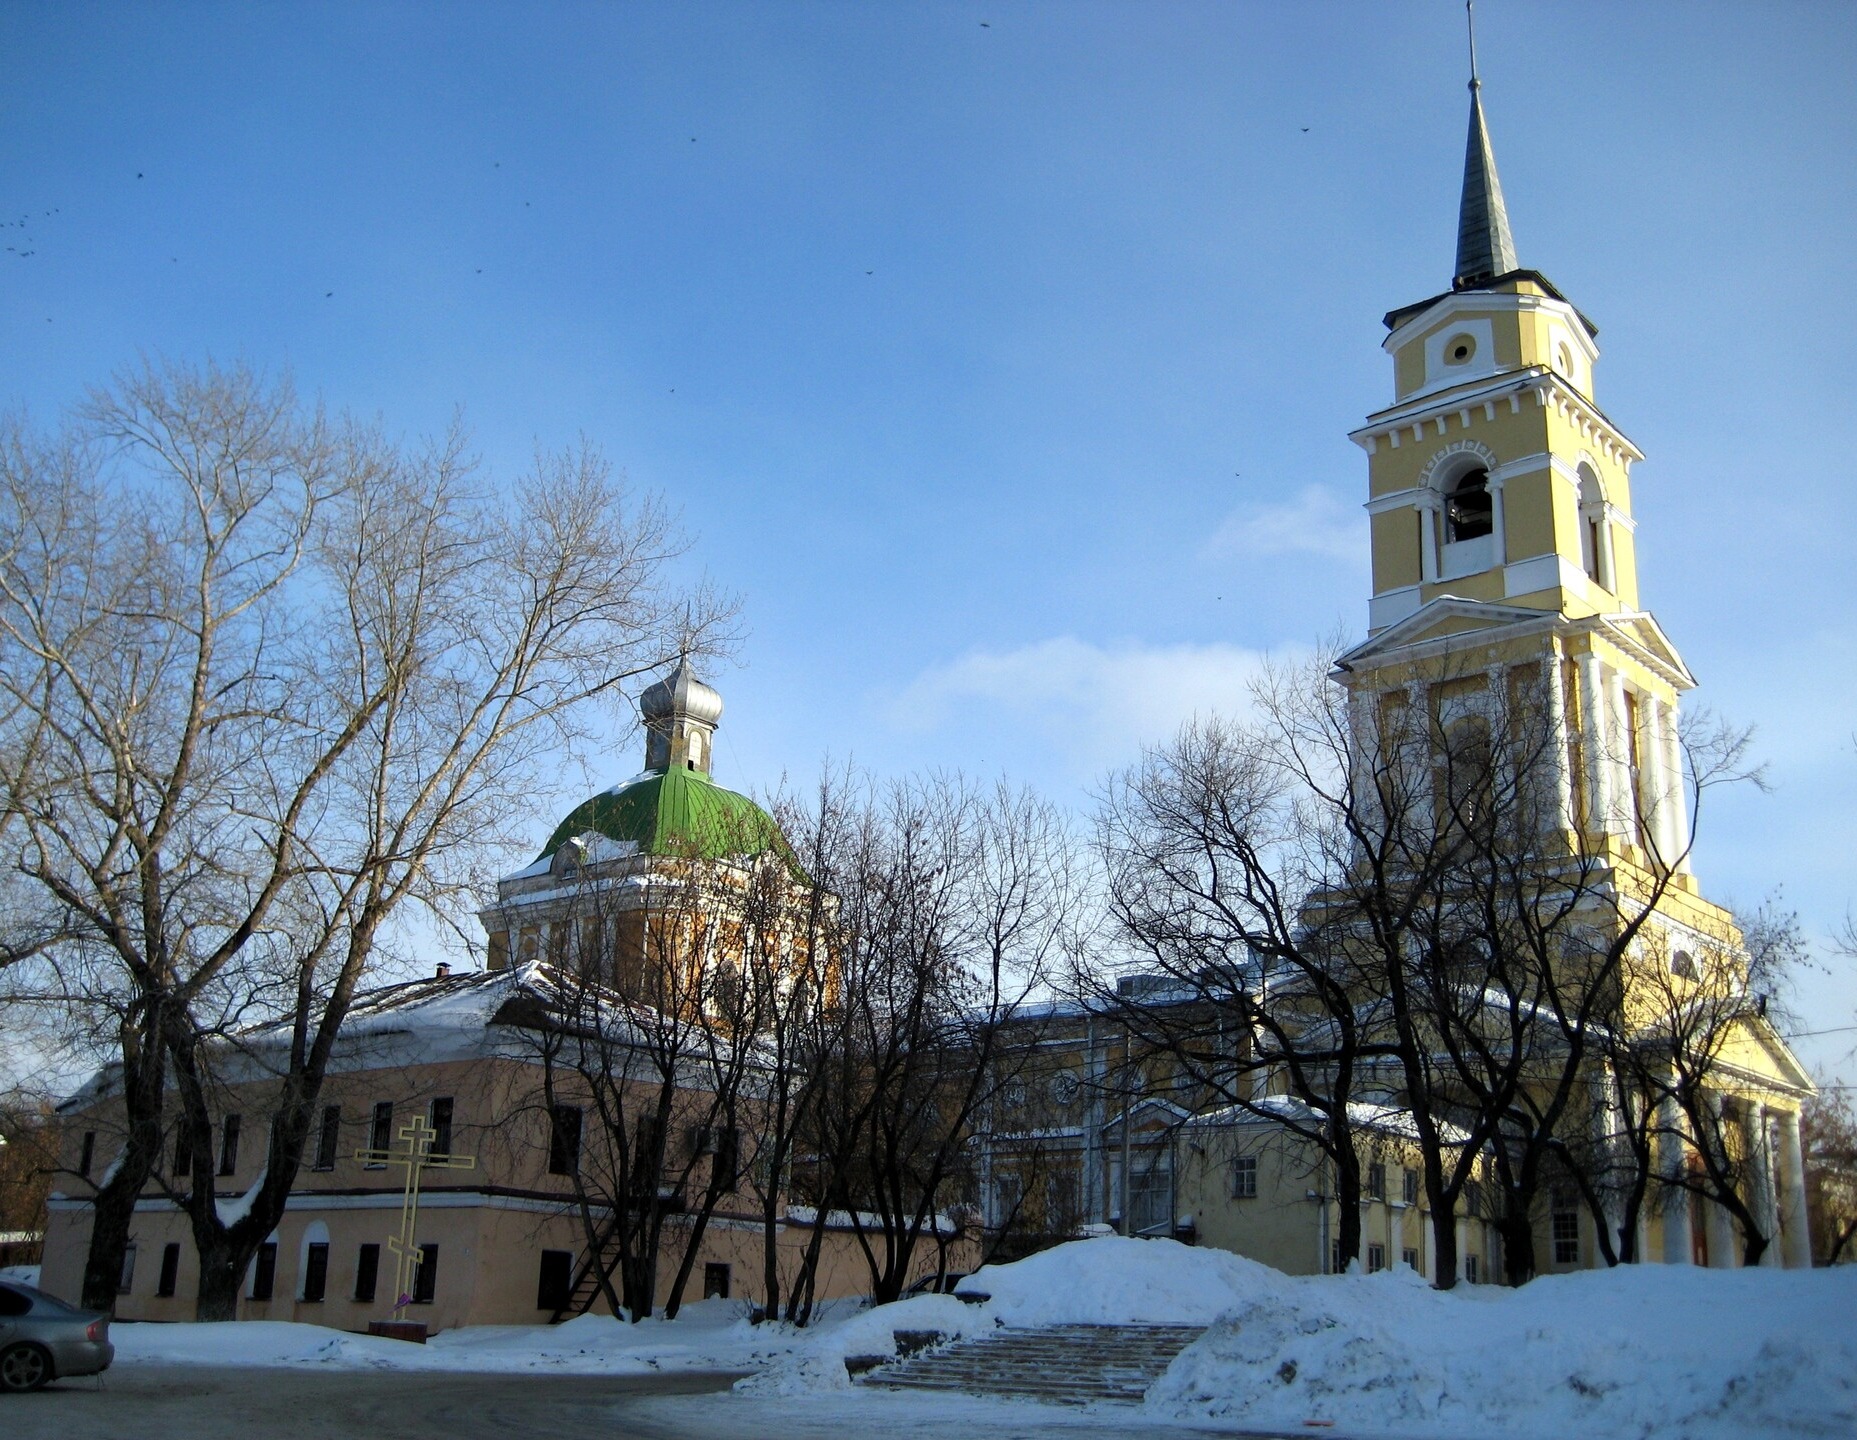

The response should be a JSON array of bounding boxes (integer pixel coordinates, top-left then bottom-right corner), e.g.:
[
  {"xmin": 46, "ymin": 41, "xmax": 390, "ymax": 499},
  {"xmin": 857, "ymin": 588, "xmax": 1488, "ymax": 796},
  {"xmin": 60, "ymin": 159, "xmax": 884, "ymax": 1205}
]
[{"xmin": 539, "ymin": 766, "xmax": 791, "ymax": 865}]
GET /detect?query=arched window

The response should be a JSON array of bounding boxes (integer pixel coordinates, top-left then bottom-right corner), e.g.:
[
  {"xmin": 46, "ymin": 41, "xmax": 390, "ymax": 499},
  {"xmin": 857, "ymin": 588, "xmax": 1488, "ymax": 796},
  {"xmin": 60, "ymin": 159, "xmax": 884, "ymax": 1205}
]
[
  {"xmin": 1446, "ymin": 467, "xmax": 1493, "ymax": 542},
  {"xmin": 1577, "ymin": 465, "xmax": 1611, "ymax": 590}
]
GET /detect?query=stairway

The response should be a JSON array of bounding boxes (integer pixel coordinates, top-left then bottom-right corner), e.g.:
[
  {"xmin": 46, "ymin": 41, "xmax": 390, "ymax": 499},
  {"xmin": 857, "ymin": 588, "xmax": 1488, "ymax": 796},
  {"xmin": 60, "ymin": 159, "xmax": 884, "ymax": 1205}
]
[{"xmin": 858, "ymin": 1323, "xmax": 1206, "ymax": 1405}]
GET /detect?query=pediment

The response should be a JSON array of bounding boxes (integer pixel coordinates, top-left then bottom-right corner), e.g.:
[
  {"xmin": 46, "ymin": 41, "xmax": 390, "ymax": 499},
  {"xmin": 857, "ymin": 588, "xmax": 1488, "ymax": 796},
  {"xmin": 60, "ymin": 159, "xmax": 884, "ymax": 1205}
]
[
  {"xmin": 1719, "ymin": 1014, "xmax": 1817, "ymax": 1097},
  {"xmin": 1596, "ymin": 611, "xmax": 1696, "ymax": 690},
  {"xmin": 1338, "ymin": 596, "xmax": 1554, "ymax": 671}
]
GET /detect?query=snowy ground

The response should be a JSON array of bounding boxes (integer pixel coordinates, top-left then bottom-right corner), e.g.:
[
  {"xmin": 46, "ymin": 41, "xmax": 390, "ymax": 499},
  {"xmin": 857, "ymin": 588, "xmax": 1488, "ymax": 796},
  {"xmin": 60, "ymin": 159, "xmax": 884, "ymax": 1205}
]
[
  {"xmin": 103, "ymin": 1240, "xmax": 1856, "ymax": 1439},
  {"xmin": 110, "ymin": 1297, "xmax": 810, "ymax": 1376}
]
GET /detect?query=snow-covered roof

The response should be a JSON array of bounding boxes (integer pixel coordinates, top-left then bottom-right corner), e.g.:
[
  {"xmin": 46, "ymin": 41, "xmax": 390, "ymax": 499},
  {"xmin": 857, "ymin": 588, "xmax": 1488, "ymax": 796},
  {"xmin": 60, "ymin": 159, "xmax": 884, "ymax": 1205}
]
[{"xmin": 1189, "ymin": 1094, "xmax": 1476, "ymax": 1147}]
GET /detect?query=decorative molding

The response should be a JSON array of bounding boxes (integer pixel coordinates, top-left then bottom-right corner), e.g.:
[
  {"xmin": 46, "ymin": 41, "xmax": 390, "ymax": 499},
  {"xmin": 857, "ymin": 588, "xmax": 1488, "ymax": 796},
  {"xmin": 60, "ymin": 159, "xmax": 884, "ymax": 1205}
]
[{"xmin": 1417, "ymin": 438, "xmax": 1498, "ymax": 491}]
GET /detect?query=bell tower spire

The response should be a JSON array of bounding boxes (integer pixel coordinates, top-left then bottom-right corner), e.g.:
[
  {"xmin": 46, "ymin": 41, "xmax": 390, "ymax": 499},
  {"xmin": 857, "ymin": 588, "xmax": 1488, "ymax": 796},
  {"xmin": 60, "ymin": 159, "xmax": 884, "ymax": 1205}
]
[{"xmin": 1454, "ymin": 2, "xmax": 1518, "ymax": 289}]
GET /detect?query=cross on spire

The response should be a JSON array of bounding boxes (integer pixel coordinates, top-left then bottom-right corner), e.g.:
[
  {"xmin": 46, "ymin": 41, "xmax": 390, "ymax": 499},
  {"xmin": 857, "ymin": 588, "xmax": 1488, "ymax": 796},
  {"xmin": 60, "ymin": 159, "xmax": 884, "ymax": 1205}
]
[{"xmin": 1453, "ymin": 1, "xmax": 1518, "ymax": 289}]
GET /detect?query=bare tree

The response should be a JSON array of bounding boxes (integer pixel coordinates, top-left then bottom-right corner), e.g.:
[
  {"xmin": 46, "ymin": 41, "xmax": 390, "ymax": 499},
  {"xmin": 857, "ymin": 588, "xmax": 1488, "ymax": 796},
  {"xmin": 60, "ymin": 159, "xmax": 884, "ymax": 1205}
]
[{"xmin": 0, "ymin": 360, "xmax": 728, "ymax": 1315}]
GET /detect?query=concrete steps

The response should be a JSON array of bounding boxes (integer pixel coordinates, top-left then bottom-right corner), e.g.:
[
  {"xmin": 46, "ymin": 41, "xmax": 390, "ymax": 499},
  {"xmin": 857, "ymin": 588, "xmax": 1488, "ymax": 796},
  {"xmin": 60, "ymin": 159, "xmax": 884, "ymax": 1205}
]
[{"xmin": 859, "ymin": 1323, "xmax": 1206, "ymax": 1405}]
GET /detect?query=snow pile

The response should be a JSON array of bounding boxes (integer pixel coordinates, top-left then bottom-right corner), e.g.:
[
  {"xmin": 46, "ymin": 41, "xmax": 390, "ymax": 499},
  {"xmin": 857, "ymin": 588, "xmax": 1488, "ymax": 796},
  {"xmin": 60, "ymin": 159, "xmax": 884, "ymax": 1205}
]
[
  {"xmin": 112, "ymin": 1299, "xmax": 796, "ymax": 1375},
  {"xmin": 739, "ymin": 1294, "xmax": 988, "ymax": 1396},
  {"xmin": 1148, "ymin": 1261, "xmax": 1857, "ymax": 1440},
  {"xmin": 747, "ymin": 1235, "xmax": 1854, "ymax": 1439},
  {"xmin": 965, "ymin": 1235, "xmax": 1281, "ymax": 1328}
]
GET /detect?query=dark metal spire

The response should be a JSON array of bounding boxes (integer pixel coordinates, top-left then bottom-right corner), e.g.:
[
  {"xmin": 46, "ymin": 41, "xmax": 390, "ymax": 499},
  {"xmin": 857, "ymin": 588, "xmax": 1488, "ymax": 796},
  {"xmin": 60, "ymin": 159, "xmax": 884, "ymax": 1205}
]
[{"xmin": 1453, "ymin": 2, "xmax": 1518, "ymax": 288}]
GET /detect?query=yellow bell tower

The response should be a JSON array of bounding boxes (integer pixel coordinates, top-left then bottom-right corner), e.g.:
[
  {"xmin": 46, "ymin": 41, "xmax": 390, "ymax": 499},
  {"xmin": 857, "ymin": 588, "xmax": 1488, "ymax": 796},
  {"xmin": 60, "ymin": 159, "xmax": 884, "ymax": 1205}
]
[{"xmin": 1335, "ymin": 50, "xmax": 1698, "ymax": 877}]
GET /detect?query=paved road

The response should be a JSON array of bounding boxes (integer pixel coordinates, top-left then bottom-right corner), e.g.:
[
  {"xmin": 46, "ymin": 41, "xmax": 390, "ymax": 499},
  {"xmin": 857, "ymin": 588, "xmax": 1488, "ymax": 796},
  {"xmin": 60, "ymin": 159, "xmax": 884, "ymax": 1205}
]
[{"xmin": 3, "ymin": 1364, "xmax": 1313, "ymax": 1440}]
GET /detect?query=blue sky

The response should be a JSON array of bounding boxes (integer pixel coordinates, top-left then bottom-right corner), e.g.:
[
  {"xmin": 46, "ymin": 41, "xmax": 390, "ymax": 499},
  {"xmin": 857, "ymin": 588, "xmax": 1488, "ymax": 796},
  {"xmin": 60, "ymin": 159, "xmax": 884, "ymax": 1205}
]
[{"xmin": 4, "ymin": 2, "xmax": 1853, "ymax": 1079}]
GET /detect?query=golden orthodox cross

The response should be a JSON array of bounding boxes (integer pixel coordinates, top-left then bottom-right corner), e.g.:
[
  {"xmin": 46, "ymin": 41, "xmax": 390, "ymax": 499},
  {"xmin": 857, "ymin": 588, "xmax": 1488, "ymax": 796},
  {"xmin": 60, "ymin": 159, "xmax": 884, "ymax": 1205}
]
[{"xmin": 355, "ymin": 1113, "xmax": 476, "ymax": 1320}]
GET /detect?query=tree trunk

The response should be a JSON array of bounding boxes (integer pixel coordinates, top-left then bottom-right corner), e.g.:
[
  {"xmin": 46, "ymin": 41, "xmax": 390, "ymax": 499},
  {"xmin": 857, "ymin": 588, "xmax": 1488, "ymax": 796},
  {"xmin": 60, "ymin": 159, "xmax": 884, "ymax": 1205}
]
[
  {"xmin": 194, "ymin": 1239, "xmax": 247, "ymax": 1322},
  {"xmin": 80, "ymin": 1173, "xmax": 144, "ymax": 1314},
  {"xmin": 1430, "ymin": 1200, "xmax": 1459, "ymax": 1289},
  {"xmin": 1499, "ymin": 1204, "xmax": 1535, "ymax": 1286}
]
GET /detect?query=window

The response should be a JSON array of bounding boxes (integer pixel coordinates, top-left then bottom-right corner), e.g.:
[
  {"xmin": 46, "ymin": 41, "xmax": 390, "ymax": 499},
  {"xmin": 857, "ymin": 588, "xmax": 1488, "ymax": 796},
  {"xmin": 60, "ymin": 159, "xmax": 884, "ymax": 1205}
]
[
  {"xmin": 1671, "ymin": 950, "xmax": 1698, "ymax": 981},
  {"xmin": 1464, "ymin": 1180, "xmax": 1483, "ymax": 1218},
  {"xmin": 537, "ymin": 1250, "xmax": 573, "ymax": 1312},
  {"xmin": 119, "ymin": 1243, "xmax": 137, "ymax": 1295},
  {"xmin": 1403, "ymin": 1247, "xmax": 1420, "ymax": 1272},
  {"xmin": 1465, "ymin": 1254, "xmax": 1480, "ymax": 1284},
  {"xmin": 703, "ymin": 1263, "xmax": 731, "ymax": 1300},
  {"xmin": 302, "ymin": 1243, "xmax": 329, "ymax": 1303},
  {"xmin": 1552, "ymin": 1187, "xmax": 1580, "ymax": 1266},
  {"xmin": 711, "ymin": 1127, "xmax": 740, "ymax": 1191},
  {"xmin": 429, "ymin": 1097, "xmax": 454, "ymax": 1159},
  {"xmin": 1127, "ymin": 1159, "xmax": 1171, "ymax": 1236},
  {"xmin": 157, "ymin": 1242, "xmax": 181, "ymax": 1298},
  {"xmin": 250, "ymin": 1241, "xmax": 277, "ymax": 1301},
  {"xmin": 1366, "ymin": 1243, "xmax": 1386, "ymax": 1274},
  {"xmin": 218, "ymin": 1114, "xmax": 242, "ymax": 1177},
  {"xmin": 994, "ymin": 1172, "xmax": 1023, "ymax": 1225},
  {"xmin": 412, "ymin": 1244, "xmax": 439, "ymax": 1305},
  {"xmin": 548, "ymin": 1105, "xmax": 582, "ymax": 1176},
  {"xmin": 1329, "ymin": 1240, "xmax": 1341, "ymax": 1275},
  {"xmin": 633, "ymin": 1112, "xmax": 663, "ymax": 1172},
  {"xmin": 354, "ymin": 1244, "xmax": 380, "ymax": 1302},
  {"xmin": 1232, "ymin": 1154, "xmax": 1258, "ymax": 1200},
  {"xmin": 369, "ymin": 1101, "xmax": 394, "ymax": 1158},
  {"xmin": 1367, "ymin": 1162, "xmax": 1386, "ymax": 1202},
  {"xmin": 1445, "ymin": 467, "xmax": 1493, "ymax": 542},
  {"xmin": 1402, "ymin": 1168, "xmax": 1419, "ymax": 1206},
  {"xmin": 313, "ymin": 1106, "xmax": 341, "ymax": 1171}
]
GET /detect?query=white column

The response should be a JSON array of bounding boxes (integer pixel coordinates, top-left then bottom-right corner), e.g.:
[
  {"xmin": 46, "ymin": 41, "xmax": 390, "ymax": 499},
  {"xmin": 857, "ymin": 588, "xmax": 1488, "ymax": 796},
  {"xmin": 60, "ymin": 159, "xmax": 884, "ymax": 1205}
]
[
  {"xmin": 1597, "ymin": 509, "xmax": 1619, "ymax": 592},
  {"xmin": 1705, "ymin": 1094, "xmax": 1737, "ymax": 1267},
  {"xmin": 1659, "ymin": 701, "xmax": 1691, "ymax": 874},
  {"xmin": 1636, "ymin": 697, "xmax": 1668, "ymax": 864},
  {"xmin": 1489, "ymin": 475, "xmax": 1508, "ymax": 567},
  {"xmin": 1591, "ymin": 1070, "xmax": 1625, "ymax": 1255},
  {"xmin": 1778, "ymin": 1109, "xmax": 1812, "ymax": 1269},
  {"xmin": 1418, "ymin": 500, "xmax": 1440, "ymax": 584},
  {"xmin": 1658, "ymin": 1093, "xmax": 1692, "ymax": 1265},
  {"xmin": 1604, "ymin": 670, "xmax": 1633, "ymax": 838},
  {"xmin": 1576, "ymin": 652, "xmax": 1612, "ymax": 837},
  {"xmin": 1749, "ymin": 1102, "xmax": 1781, "ymax": 1268},
  {"xmin": 1542, "ymin": 653, "xmax": 1575, "ymax": 836}
]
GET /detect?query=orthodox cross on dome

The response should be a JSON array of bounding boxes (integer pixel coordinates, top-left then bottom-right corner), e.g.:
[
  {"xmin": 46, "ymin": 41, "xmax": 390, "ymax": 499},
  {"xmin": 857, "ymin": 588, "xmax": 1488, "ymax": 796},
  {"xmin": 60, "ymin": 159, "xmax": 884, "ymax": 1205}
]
[
  {"xmin": 1454, "ymin": 1, "xmax": 1518, "ymax": 290},
  {"xmin": 354, "ymin": 1114, "xmax": 475, "ymax": 1320}
]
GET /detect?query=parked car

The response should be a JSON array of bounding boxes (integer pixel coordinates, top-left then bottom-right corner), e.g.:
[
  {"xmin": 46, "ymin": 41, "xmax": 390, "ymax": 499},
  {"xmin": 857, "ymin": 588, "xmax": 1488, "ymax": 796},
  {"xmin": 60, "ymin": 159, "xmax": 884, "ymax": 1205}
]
[
  {"xmin": 0, "ymin": 1282, "xmax": 113, "ymax": 1392},
  {"xmin": 903, "ymin": 1270, "xmax": 969, "ymax": 1298}
]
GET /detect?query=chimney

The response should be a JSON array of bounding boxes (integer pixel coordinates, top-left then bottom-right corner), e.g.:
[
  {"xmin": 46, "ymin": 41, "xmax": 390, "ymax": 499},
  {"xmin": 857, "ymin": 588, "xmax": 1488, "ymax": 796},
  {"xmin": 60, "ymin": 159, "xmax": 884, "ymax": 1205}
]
[{"xmin": 434, "ymin": 963, "xmax": 452, "ymax": 981}]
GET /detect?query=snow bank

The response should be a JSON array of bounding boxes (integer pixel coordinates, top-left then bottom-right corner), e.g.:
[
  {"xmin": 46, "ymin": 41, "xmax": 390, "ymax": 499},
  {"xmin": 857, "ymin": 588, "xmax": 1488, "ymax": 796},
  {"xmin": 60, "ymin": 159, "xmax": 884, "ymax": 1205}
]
[
  {"xmin": 111, "ymin": 1299, "xmax": 796, "ymax": 1375},
  {"xmin": 1149, "ymin": 1260, "xmax": 1857, "ymax": 1440},
  {"xmin": 740, "ymin": 1294, "xmax": 988, "ymax": 1396},
  {"xmin": 749, "ymin": 1234, "xmax": 1855, "ymax": 1439},
  {"xmin": 964, "ymin": 1235, "xmax": 1282, "ymax": 1328}
]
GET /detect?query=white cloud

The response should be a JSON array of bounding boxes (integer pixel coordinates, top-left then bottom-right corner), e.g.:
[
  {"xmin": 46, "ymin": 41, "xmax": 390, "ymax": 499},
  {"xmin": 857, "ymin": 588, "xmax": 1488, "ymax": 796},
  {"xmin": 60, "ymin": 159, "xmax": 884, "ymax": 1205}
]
[
  {"xmin": 886, "ymin": 635, "xmax": 1302, "ymax": 782},
  {"xmin": 1203, "ymin": 484, "xmax": 1363, "ymax": 565}
]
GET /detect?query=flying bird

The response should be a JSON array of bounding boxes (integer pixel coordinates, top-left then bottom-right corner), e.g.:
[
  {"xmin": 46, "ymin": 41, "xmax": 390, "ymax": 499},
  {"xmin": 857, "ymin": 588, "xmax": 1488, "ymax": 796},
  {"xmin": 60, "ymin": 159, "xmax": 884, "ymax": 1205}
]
[
  {"xmin": 1301, "ymin": 127, "xmax": 1310, "ymax": 133},
  {"xmin": 325, "ymin": 291, "xmax": 333, "ymax": 298},
  {"xmin": 137, "ymin": 172, "xmax": 144, "ymax": 179}
]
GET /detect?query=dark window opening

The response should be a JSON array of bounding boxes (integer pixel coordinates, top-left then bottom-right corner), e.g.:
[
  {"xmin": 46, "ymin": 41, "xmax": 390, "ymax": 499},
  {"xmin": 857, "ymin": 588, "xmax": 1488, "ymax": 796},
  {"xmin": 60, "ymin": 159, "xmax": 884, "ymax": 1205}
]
[
  {"xmin": 157, "ymin": 1242, "xmax": 181, "ymax": 1298},
  {"xmin": 633, "ymin": 1112, "xmax": 663, "ymax": 1174},
  {"xmin": 1551, "ymin": 1187, "xmax": 1580, "ymax": 1266},
  {"xmin": 1446, "ymin": 468, "xmax": 1493, "ymax": 542},
  {"xmin": 118, "ymin": 1243, "xmax": 137, "ymax": 1295},
  {"xmin": 250, "ymin": 1241, "xmax": 277, "ymax": 1301},
  {"xmin": 302, "ymin": 1242, "xmax": 329, "ymax": 1303},
  {"xmin": 1403, "ymin": 1247, "xmax": 1420, "ymax": 1272},
  {"xmin": 368, "ymin": 1101, "xmax": 394, "ymax": 1162},
  {"xmin": 429, "ymin": 1097, "xmax": 454, "ymax": 1158},
  {"xmin": 1671, "ymin": 950, "xmax": 1698, "ymax": 980},
  {"xmin": 1367, "ymin": 1162, "xmax": 1387, "ymax": 1201},
  {"xmin": 218, "ymin": 1114, "xmax": 242, "ymax": 1177},
  {"xmin": 548, "ymin": 1105, "xmax": 582, "ymax": 1176},
  {"xmin": 1403, "ymin": 1168, "xmax": 1420, "ymax": 1206},
  {"xmin": 314, "ymin": 1105, "xmax": 341, "ymax": 1171},
  {"xmin": 78, "ymin": 1130, "xmax": 95, "ymax": 1179},
  {"xmin": 537, "ymin": 1250, "xmax": 572, "ymax": 1311},
  {"xmin": 703, "ymin": 1262, "xmax": 731, "ymax": 1300},
  {"xmin": 354, "ymin": 1243, "xmax": 380, "ymax": 1302},
  {"xmin": 412, "ymin": 1244, "xmax": 438, "ymax": 1305},
  {"xmin": 1232, "ymin": 1154, "xmax": 1258, "ymax": 1199},
  {"xmin": 1366, "ymin": 1243, "xmax": 1386, "ymax": 1273},
  {"xmin": 711, "ymin": 1127, "xmax": 740, "ymax": 1191}
]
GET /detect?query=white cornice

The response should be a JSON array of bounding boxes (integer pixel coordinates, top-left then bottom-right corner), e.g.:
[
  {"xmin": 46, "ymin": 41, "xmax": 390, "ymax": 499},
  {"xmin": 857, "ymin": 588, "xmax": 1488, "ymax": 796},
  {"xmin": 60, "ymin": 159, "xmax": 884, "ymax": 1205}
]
[{"xmin": 1351, "ymin": 370, "xmax": 1644, "ymax": 471}]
